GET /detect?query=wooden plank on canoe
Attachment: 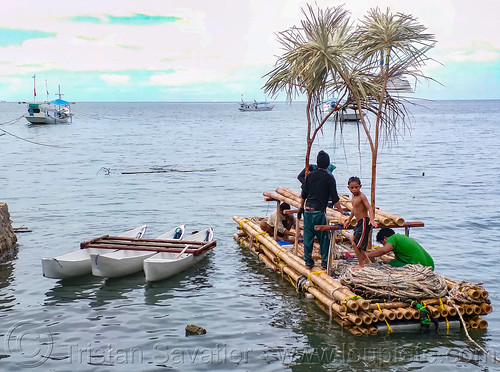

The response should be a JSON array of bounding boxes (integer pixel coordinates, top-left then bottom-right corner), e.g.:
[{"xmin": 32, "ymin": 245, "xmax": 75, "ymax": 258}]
[
  {"xmin": 80, "ymin": 239, "xmax": 216, "ymax": 254},
  {"xmin": 80, "ymin": 236, "xmax": 208, "ymax": 249},
  {"xmin": 80, "ymin": 234, "xmax": 109, "ymax": 249}
]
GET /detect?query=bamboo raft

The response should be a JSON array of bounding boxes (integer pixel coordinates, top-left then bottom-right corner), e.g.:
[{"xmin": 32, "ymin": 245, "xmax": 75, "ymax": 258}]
[
  {"xmin": 233, "ymin": 187, "xmax": 492, "ymax": 335},
  {"xmin": 80, "ymin": 235, "xmax": 216, "ymax": 255}
]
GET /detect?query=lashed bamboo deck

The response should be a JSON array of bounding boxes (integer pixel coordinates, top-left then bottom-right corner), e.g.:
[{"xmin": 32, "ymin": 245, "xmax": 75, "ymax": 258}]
[{"xmin": 233, "ymin": 187, "xmax": 492, "ymax": 335}]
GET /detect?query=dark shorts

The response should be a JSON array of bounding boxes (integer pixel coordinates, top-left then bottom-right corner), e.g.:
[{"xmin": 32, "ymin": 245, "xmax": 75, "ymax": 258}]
[{"xmin": 353, "ymin": 217, "xmax": 372, "ymax": 251}]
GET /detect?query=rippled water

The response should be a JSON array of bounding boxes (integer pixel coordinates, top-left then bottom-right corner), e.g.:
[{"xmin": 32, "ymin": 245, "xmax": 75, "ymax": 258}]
[{"xmin": 0, "ymin": 100, "xmax": 499, "ymax": 371}]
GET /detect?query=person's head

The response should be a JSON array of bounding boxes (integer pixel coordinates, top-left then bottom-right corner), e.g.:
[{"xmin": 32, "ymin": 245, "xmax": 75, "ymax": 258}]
[
  {"xmin": 347, "ymin": 176, "xmax": 362, "ymax": 195},
  {"xmin": 376, "ymin": 228, "xmax": 395, "ymax": 244},
  {"xmin": 279, "ymin": 202, "xmax": 291, "ymax": 214},
  {"xmin": 316, "ymin": 150, "xmax": 330, "ymax": 169}
]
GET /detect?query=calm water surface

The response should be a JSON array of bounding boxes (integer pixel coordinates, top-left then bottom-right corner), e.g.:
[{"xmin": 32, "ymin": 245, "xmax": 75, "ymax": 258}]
[{"xmin": 0, "ymin": 100, "xmax": 499, "ymax": 371}]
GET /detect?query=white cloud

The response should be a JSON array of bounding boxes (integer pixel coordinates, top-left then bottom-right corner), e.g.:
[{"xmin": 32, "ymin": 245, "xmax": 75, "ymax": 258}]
[
  {"xmin": 100, "ymin": 74, "xmax": 130, "ymax": 84},
  {"xmin": 0, "ymin": 0, "xmax": 498, "ymax": 100}
]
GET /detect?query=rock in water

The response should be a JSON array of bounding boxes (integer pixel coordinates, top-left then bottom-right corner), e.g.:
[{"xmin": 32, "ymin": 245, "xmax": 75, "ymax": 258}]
[{"xmin": 185, "ymin": 324, "xmax": 206, "ymax": 335}]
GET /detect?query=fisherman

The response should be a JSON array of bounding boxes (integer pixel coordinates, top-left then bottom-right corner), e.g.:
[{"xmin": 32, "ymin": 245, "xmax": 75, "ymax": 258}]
[
  {"xmin": 260, "ymin": 202, "xmax": 295, "ymax": 242},
  {"xmin": 343, "ymin": 176, "xmax": 378, "ymax": 270},
  {"xmin": 298, "ymin": 150, "xmax": 343, "ymax": 270},
  {"xmin": 368, "ymin": 228, "xmax": 435, "ymax": 270}
]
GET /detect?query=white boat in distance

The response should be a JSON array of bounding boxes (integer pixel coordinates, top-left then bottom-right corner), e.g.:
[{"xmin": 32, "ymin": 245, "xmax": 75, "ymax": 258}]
[
  {"xmin": 144, "ymin": 227, "xmax": 214, "ymax": 282},
  {"xmin": 23, "ymin": 80, "xmax": 73, "ymax": 124},
  {"xmin": 239, "ymin": 95, "xmax": 274, "ymax": 111},
  {"xmin": 41, "ymin": 225, "xmax": 147, "ymax": 279},
  {"xmin": 323, "ymin": 99, "xmax": 359, "ymax": 122},
  {"xmin": 90, "ymin": 225, "xmax": 185, "ymax": 278}
]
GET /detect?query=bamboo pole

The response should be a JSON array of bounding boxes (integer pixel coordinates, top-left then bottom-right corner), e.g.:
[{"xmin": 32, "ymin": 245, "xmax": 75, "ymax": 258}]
[
  {"xmin": 234, "ymin": 216, "xmax": 362, "ymax": 311},
  {"xmin": 261, "ymin": 239, "xmax": 364, "ymax": 314},
  {"xmin": 480, "ymin": 303, "xmax": 492, "ymax": 314},
  {"xmin": 467, "ymin": 289, "xmax": 481, "ymax": 300},
  {"xmin": 279, "ymin": 243, "xmax": 370, "ymax": 311},
  {"xmin": 374, "ymin": 209, "xmax": 405, "ymax": 226},
  {"xmin": 372, "ymin": 309, "xmax": 385, "ymax": 321},
  {"xmin": 381, "ymin": 309, "xmax": 396, "ymax": 321},
  {"xmin": 358, "ymin": 311, "xmax": 373, "ymax": 325},
  {"xmin": 443, "ymin": 304, "xmax": 457, "ymax": 317},
  {"xmin": 468, "ymin": 320, "xmax": 479, "ymax": 329},
  {"xmin": 426, "ymin": 305, "xmax": 441, "ymax": 318},
  {"xmin": 234, "ymin": 234, "xmax": 281, "ymax": 273},
  {"xmin": 464, "ymin": 305, "xmax": 474, "ymax": 316},
  {"xmin": 472, "ymin": 304, "xmax": 482, "ymax": 315},
  {"xmin": 473, "ymin": 316, "xmax": 488, "ymax": 330},
  {"xmin": 338, "ymin": 196, "xmax": 389, "ymax": 226},
  {"xmin": 248, "ymin": 238, "xmax": 364, "ymax": 326},
  {"xmin": 480, "ymin": 289, "xmax": 489, "ymax": 299},
  {"xmin": 402, "ymin": 308, "xmax": 414, "ymax": 320},
  {"xmin": 277, "ymin": 188, "xmax": 349, "ymax": 225}
]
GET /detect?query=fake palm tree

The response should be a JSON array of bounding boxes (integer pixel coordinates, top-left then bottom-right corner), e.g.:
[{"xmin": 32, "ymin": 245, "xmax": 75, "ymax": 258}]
[{"xmin": 264, "ymin": 4, "xmax": 436, "ymax": 211}]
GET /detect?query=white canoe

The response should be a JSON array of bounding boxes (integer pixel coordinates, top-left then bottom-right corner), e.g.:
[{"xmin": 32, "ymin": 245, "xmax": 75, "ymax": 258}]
[
  {"xmin": 144, "ymin": 227, "xmax": 213, "ymax": 282},
  {"xmin": 41, "ymin": 225, "xmax": 147, "ymax": 279},
  {"xmin": 90, "ymin": 225, "xmax": 185, "ymax": 278}
]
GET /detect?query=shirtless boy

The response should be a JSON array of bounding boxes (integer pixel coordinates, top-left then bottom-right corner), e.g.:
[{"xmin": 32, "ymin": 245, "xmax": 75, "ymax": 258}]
[{"xmin": 344, "ymin": 177, "xmax": 377, "ymax": 270}]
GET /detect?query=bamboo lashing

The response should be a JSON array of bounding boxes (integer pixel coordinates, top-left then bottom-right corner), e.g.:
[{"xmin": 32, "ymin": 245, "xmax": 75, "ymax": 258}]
[
  {"xmin": 235, "ymin": 185, "xmax": 493, "ymax": 336},
  {"xmin": 234, "ymin": 216, "xmax": 365, "ymax": 312},
  {"xmin": 235, "ymin": 233, "xmax": 363, "ymax": 325}
]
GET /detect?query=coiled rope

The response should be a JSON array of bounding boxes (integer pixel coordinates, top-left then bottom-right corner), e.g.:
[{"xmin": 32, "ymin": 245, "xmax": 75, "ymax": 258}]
[{"xmin": 339, "ymin": 264, "xmax": 448, "ymax": 300}]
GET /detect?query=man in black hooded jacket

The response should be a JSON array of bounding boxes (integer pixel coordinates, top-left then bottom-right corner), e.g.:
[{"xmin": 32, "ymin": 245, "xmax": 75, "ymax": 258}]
[{"xmin": 299, "ymin": 150, "xmax": 343, "ymax": 269}]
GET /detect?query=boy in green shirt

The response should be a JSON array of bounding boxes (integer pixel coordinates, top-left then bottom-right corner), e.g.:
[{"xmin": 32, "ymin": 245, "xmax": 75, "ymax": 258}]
[{"xmin": 368, "ymin": 228, "xmax": 434, "ymax": 270}]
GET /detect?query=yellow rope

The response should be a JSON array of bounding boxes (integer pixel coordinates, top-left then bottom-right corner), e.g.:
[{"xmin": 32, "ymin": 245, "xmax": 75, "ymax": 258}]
[
  {"xmin": 439, "ymin": 298, "xmax": 450, "ymax": 334},
  {"xmin": 377, "ymin": 303, "xmax": 393, "ymax": 334},
  {"xmin": 275, "ymin": 249, "xmax": 284, "ymax": 265},
  {"xmin": 239, "ymin": 219, "xmax": 250, "ymax": 229},
  {"xmin": 307, "ymin": 270, "xmax": 325, "ymax": 286},
  {"xmin": 287, "ymin": 274, "xmax": 297, "ymax": 290},
  {"xmin": 254, "ymin": 231, "xmax": 268, "ymax": 241},
  {"xmin": 342, "ymin": 295, "xmax": 361, "ymax": 313}
]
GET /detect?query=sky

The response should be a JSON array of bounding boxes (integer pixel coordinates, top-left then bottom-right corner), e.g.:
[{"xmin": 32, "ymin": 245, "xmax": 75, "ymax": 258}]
[{"xmin": 0, "ymin": 0, "xmax": 499, "ymax": 102}]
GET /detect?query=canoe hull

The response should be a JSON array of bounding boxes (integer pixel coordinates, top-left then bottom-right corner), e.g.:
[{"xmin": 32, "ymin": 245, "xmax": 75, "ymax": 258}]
[
  {"xmin": 41, "ymin": 225, "xmax": 147, "ymax": 279},
  {"xmin": 91, "ymin": 250, "xmax": 156, "ymax": 278},
  {"xmin": 144, "ymin": 252, "xmax": 208, "ymax": 282},
  {"xmin": 144, "ymin": 227, "xmax": 214, "ymax": 282},
  {"xmin": 42, "ymin": 248, "xmax": 108, "ymax": 279},
  {"xmin": 89, "ymin": 224, "xmax": 185, "ymax": 278}
]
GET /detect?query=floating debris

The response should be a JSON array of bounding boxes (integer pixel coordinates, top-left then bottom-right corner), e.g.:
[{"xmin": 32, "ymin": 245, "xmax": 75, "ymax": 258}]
[{"xmin": 185, "ymin": 324, "xmax": 206, "ymax": 335}]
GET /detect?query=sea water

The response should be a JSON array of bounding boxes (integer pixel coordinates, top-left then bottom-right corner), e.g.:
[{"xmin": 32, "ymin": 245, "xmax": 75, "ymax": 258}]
[{"xmin": 0, "ymin": 100, "xmax": 499, "ymax": 371}]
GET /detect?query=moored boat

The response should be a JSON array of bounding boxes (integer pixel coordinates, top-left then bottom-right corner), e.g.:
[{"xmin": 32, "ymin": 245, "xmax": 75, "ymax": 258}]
[
  {"xmin": 239, "ymin": 95, "xmax": 274, "ymax": 111},
  {"xmin": 90, "ymin": 225, "xmax": 185, "ymax": 278},
  {"xmin": 144, "ymin": 227, "xmax": 214, "ymax": 282},
  {"xmin": 323, "ymin": 98, "xmax": 359, "ymax": 121},
  {"xmin": 41, "ymin": 225, "xmax": 147, "ymax": 279},
  {"xmin": 23, "ymin": 80, "xmax": 73, "ymax": 124}
]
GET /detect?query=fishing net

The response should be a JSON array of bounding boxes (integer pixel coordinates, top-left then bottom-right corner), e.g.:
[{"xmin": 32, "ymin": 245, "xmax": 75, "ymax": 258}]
[{"xmin": 339, "ymin": 263, "xmax": 448, "ymax": 301}]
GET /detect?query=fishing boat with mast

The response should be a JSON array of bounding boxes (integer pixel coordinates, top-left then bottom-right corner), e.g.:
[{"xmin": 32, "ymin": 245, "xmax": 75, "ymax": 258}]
[
  {"xmin": 23, "ymin": 76, "xmax": 73, "ymax": 124},
  {"xmin": 239, "ymin": 95, "xmax": 274, "ymax": 111}
]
